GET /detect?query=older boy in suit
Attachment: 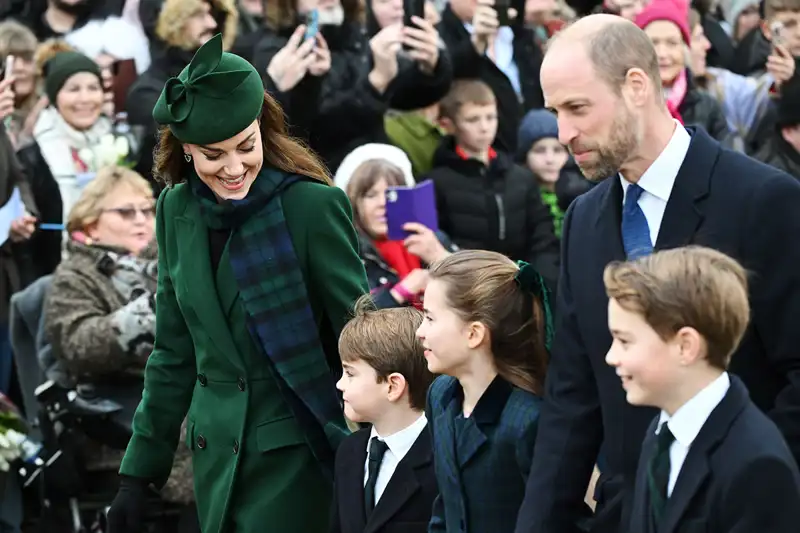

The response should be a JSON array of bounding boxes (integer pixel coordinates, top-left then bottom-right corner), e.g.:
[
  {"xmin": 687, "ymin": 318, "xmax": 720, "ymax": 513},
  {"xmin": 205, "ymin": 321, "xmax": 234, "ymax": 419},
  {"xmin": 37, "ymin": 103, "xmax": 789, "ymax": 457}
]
[
  {"xmin": 331, "ymin": 298, "xmax": 437, "ymax": 533},
  {"xmin": 603, "ymin": 246, "xmax": 800, "ymax": 533}
]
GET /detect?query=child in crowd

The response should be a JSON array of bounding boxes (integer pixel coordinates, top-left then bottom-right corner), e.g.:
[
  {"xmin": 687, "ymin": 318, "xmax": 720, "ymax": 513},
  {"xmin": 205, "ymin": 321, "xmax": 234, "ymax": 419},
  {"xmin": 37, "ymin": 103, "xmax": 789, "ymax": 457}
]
[
  {"xmin": 332, "ymin": 296, "xmax": 438, "ymax": 533},
  {"xmin": 417, "ymin": 250, "xmax": 552, "ymax": 533},
  {"xmin": 423, "ymin": 81, "xmax": 560, "ymax": 291},
  {"xmin": 604, "ymin": 246, "xmax": 800, "ymax": 533},
  {"xmin": 517, "ymin": 109, "xmax": 570, "ymax": 237}
]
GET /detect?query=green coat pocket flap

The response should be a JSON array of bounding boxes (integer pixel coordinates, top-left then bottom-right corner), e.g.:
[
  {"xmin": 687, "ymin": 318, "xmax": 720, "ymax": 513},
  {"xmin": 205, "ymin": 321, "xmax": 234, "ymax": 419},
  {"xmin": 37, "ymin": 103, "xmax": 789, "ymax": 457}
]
[{"xmin": 256, "ymin": 416, "xmax": 306, "ymax": 453}]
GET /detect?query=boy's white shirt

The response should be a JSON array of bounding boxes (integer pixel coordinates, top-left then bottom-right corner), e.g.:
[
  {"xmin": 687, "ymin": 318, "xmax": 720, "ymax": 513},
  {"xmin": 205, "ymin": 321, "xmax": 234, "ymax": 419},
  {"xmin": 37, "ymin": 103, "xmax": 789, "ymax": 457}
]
[
  {"xmin": 364, "ymin": 414, "xmax": 428, "ymax": 505},
  {"xmin": 656, "ymin": 372, "xmax": 731, "ymax": 496}
]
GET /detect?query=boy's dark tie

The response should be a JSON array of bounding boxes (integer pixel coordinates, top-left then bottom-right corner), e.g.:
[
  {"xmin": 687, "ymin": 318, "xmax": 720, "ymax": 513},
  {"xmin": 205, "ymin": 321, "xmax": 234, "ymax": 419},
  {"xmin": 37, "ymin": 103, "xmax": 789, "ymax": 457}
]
[
  {"xmin": 622, "ymin": 183, "xmax": 653, "ymax": 259},
  {"xmin": 648, "ymin": 423, "xmax": 676, "ymax": 524},
  {"xmin": 365, "ymin": 437, "xmax": 389, "ymax": 515}
]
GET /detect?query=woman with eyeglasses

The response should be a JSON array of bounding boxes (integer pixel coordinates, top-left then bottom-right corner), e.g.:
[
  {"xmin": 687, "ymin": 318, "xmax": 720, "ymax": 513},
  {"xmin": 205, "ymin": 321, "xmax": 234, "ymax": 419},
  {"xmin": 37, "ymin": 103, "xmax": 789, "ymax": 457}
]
[
  {"xmin": 106, "ymin": 33, "xmax": 368, "ymax": 533},
  {"xmin": 41, "ymin": 165, "xmax": 197, "ymax": 527}
]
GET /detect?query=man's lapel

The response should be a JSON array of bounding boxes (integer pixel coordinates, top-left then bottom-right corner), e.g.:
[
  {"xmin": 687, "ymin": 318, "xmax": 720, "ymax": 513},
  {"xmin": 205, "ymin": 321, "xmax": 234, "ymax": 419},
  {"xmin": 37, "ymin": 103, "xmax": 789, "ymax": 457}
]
[
  {"xmin": 661, "ymin": 377, "xmax": 749, "ymax": 533},
  {"xmin": 654, "ymin": 127, "xmax": 715, "ymax": 251},
  {"xmin": 594, "ymin": 176, "xmax": 626, "ymax": 267},
  {"xmin": 365, "ymin": 429, "xmax": 432, "ymax": 533}
]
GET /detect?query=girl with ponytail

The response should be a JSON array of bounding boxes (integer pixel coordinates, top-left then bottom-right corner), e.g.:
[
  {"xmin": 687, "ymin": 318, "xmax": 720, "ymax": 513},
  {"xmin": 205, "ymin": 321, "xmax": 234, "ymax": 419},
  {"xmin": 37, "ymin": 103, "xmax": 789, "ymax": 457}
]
[{"xmin": 416, "ymin": 249, "xmax": 552, "ymax": 533}]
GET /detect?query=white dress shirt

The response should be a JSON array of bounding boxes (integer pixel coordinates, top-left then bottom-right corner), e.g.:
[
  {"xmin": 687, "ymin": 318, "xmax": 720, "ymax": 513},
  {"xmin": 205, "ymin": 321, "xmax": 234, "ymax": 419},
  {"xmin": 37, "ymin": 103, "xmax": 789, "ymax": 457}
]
[
  {"xmin": 619, "ymin": 121, "xmax": 691, "ymax": 246},
  {"xmin": 657, "ymin": 372, "xmax": 731, "ymax": 497},
  {"xmin": 363, "ymin": 415, "xmax": 428, "ymax": 505}
]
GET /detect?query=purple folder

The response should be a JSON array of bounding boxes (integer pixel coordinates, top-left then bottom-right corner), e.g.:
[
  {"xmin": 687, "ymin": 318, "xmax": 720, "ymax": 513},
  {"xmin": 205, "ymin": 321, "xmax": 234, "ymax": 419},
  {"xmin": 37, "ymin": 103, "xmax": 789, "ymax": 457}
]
[{"xmin": 386, "ymin": 180, "xmax": 439, "ymax": 241}]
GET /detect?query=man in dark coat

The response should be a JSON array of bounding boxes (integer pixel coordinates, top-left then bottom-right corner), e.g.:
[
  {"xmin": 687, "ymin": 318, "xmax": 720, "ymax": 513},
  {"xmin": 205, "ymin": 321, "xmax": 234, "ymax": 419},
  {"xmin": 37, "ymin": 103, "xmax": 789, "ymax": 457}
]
[{"xmin": 515, "ymin": 14, "xmax": 800, "ymax": 533}]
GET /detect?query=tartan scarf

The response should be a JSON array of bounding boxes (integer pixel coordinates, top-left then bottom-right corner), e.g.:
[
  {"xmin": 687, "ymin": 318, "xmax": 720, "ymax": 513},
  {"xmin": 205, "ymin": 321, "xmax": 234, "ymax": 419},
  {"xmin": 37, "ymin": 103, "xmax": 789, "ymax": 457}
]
[{"xmin": 189, "ymin": 167, "xmax": 348, "ymax": 449}]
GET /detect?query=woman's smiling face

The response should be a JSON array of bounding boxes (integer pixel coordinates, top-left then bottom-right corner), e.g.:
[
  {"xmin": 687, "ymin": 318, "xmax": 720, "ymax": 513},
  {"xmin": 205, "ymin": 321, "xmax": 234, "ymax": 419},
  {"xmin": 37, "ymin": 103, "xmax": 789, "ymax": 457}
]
[
  {"xmin": 184, "ymin": 120, "xmax": 263, "ymax": 201},
  {"xmin": 56, "ymin": 72, "xmax": 104, "ymax": 131}
]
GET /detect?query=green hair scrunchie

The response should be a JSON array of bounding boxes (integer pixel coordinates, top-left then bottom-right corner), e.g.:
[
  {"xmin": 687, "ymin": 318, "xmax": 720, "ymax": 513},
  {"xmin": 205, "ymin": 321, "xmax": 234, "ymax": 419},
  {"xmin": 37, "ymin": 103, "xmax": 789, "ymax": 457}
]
[{"xmin": 514, "ymin": 260, "xmax": 555, "ymax": 351}]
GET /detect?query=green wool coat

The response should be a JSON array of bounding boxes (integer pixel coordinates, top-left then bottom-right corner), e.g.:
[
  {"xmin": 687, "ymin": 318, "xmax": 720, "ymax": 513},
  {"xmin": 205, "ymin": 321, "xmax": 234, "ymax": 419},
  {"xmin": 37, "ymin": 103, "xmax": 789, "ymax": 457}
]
[{"xmin": 119, "ymin": 178, "xmax": 369, "ymax": 533}]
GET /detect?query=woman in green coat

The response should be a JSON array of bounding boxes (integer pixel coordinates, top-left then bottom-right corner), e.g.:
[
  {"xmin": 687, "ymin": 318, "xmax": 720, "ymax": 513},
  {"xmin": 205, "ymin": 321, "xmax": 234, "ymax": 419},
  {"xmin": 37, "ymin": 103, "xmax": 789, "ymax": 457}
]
[{"xmin": 106, "ymin": 34, "xmax": 369, "ymax": 533}]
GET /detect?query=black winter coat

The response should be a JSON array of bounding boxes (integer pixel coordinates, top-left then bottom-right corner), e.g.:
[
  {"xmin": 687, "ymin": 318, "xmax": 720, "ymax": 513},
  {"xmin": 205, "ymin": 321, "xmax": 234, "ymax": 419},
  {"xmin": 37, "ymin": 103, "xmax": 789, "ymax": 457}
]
[
  {"xmin": 423, "ymin": 137, "xmax": 560, "ymax": 290},
  {"xmin": 755, "ymin": 134, "xmax": 800, "ymax": 179},
  {"xmin": 14, "ymin": 142, "xmax": 65, "ymax": 284},
  {"xmin": 436, "ymin": 6, "xmax": 545, "ymax": 154},
  {"xmin": 678, "ymin": 72, "xmax": 733, "ymax": 146},
  {"xmin": 252, "ymin": 22, "xmax": 452, "ymax": 172}
]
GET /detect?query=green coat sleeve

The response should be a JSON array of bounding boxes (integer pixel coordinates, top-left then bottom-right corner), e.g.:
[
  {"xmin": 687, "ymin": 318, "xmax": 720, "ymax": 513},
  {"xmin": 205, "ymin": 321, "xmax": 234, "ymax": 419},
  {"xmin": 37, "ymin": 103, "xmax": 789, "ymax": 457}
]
[
  {"xmin": 119, "ymin": 189, "xmax": 196, "ymax": 487},
  {"xmin": 285, "ymin": 182, "xmax": 369, "ymax": 336}
]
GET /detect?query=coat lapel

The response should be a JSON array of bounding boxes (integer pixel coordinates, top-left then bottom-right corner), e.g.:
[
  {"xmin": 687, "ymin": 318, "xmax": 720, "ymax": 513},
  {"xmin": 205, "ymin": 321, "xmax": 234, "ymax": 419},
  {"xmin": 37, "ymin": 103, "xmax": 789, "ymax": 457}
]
[
  {"xmin": 457, "ymin": 377, "xmax": 513, "ymax": 468},
  {"xmin": 654, "ymin": 127, "xmax": 714, "ymax": 251},
  {"xmin": 435, "ymin": 384, "xmax": 465, "ymax": 489},
  {"xmin": 175, "ymin": 205, "xmax": 244, "ymax": 371},
  {"xmin": 341, "ymin": 431, "xmax": 369, "ymax": 533},
  {"xmin": 365, "ymin": 429, "xmax": 432, "ymax": 533},
  {"xmin": 594, "ymin": 176, "xmax": 626, "ymax": 267},
  {"xmin": 660, "ymin": 377, "xmax": 749, "ymax": 533},
  {"xmin": 214, "ymin": 240, "xmax": 241, "ymax": 319}
]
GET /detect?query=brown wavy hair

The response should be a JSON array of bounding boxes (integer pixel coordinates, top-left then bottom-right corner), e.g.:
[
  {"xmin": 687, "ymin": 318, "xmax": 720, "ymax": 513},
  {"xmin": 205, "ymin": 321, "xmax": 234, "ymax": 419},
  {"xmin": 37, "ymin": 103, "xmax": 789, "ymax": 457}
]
[
  {"xmin": 153, "ymin": 91, "xmax": 330, "ymax": 186},
  {"xmin": 428, "ymin": 250, "xmax": 549, "ymax": 395}
]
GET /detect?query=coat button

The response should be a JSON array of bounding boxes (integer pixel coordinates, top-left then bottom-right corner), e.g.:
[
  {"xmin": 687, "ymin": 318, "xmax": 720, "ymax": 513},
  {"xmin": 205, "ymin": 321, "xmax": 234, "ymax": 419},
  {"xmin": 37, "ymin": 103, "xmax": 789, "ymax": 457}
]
[
  {"xmin": 196, "ymin": 435, "xmax": 206, "ymax": 449},
  {"xmin": 237, "ymin": 377, "xmax": 246, "ymax": 392},
  {"xmin": 197, "ymin": 373, "xmax": 207, "ymax": 386},
  {"xmin": 233, "ymin": 440, "xmax": 239, "ymax": 454}
]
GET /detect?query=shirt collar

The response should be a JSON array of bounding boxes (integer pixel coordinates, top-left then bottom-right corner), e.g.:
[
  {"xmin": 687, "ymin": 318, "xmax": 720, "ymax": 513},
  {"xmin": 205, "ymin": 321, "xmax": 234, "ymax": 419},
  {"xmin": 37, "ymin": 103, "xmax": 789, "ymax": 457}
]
[
  {"xmin": 620, "ymin": 120, "xmax": 691, "ymax": 202},
  {"xmin": 368, "ymin": 414, "xmax": 428, "ymax": 461},
  {"xmin": 657, "ymin": 372, "xmax": 730, "ymax": 447}
]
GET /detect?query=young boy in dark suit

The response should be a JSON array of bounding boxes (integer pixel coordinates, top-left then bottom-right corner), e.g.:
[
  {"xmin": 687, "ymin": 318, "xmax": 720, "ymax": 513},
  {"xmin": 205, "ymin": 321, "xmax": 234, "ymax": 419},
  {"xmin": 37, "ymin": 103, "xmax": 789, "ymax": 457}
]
[
  {"xmin": 332, "ymin": 297, "xmax": 437, "ymax": 533},
  {"xmin": 604, "ymin": 246, "xmax": 800, "ymax": 533}
]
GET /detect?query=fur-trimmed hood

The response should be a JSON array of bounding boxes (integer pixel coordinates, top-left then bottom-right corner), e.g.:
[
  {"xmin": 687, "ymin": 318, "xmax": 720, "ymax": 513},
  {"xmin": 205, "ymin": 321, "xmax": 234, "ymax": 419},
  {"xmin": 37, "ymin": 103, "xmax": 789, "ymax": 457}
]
[{"xmin": 154, "ymin": 0, "xmax": 238, "ymax": 51}]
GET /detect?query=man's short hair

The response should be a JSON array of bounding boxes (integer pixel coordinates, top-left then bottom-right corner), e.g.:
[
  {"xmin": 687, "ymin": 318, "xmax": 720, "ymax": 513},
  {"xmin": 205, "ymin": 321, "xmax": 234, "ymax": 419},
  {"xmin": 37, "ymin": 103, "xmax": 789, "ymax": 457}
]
[
  {"xmin": 583, "ymin": 20, "xmax": 664, "ymax": 98},
  {"xmin": 439, "ymin": 79, "xmax": 496, "ymax": 121},
  {"xmin": 765, "ymin": 0, "xmax": 800, "ymax": 20},
  {"xmin": 339, "ymin": 296, "xmax": 435, "ymax": 410},
  {"xmin": 603, "ymin": 246, "xmax": 750, "ymax": 370}
]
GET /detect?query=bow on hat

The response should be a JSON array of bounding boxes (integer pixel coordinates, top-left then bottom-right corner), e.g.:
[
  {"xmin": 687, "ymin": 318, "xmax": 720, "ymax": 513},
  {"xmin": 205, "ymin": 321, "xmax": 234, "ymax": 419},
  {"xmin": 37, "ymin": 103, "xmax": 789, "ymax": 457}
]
[{"xmin": 152, "ymin": 33, "xmax": 252, "ymax": 125}]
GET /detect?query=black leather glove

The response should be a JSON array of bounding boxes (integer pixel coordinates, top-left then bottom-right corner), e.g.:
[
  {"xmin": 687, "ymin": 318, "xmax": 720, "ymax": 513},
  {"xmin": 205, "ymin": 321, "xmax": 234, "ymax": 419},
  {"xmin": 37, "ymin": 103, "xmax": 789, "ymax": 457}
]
[{"xmin": 107, "ymin": 476, "xmax": 150, "ymax": 533}]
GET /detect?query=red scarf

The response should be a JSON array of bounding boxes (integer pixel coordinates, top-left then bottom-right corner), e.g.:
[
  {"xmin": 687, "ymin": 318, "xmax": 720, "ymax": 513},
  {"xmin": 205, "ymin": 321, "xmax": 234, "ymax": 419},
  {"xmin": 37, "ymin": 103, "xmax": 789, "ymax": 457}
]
[
  {"xmin": 665, "ymin": 69, "xmax": 687, "ymax": 125},
  {"xmin": 373, "ymin": 239, "xmax": 421, "ymax": 279}
]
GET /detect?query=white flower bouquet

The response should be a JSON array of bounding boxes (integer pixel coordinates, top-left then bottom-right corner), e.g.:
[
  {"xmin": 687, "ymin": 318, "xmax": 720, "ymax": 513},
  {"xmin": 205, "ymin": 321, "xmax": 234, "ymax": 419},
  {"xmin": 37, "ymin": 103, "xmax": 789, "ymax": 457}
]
[
  {"xmin": 0, "ymin": 393, "xmax": 37, "ymax": 472},
  {"xmin": 77, "ymin": 133, "xmax": 132, "ymax": 172}
]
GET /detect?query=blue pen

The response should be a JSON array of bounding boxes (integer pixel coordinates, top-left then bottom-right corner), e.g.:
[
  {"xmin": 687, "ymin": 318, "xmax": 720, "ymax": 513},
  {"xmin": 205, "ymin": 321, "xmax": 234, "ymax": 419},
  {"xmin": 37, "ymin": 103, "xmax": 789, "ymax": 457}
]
[{"xmin": 39, "ymin": 223, "xmax": 65, "ymax": 231}]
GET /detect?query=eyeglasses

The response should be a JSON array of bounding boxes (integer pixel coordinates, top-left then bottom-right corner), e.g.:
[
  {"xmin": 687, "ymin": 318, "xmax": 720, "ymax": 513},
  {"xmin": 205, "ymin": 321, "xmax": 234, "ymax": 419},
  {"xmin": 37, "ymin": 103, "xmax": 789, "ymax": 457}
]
[{"xmin": 103, "ymin": 206, "xmax": 156, "ymax": 221}]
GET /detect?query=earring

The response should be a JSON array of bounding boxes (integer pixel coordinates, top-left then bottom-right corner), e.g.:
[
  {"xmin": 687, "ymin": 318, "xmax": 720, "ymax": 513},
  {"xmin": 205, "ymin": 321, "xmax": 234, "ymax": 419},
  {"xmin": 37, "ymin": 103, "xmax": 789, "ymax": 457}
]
[{"xmin": 184, "ymin": 153, "xmax": 192, "ymax": 162}]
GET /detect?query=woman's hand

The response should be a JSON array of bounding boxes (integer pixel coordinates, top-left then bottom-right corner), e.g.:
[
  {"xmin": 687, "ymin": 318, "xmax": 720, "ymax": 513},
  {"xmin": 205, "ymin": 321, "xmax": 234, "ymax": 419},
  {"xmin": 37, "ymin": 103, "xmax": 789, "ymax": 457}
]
[
  {"xmin": 369, "ymin": 24, "xmax": 403, "ymax": 94},
  {"xmin": 403, "ymin": 16, "xmax": 441, "ymax": 74},
  {"xmin": 267, "ymin": 25, "xmax": 318, "ymax": 92},
  {"xmin": 403, "ymin": 222, "xmax": 450, "ymax": 264},
  {"xmin": 308, "ymin": 33, "xmax": 332, "ymax": 77},
  {"xmin": 767, "ymin": 44, "xmax": 796, "ymax": 88},
  {"xmin": 9, "ymin": 215, "xmax": 36, "ymax": 243}
]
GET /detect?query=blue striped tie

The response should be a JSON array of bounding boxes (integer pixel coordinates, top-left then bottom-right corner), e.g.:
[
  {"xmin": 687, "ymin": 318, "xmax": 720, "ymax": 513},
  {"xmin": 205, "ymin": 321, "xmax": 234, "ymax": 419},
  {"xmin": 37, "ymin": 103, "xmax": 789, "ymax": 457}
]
[{"xmin": 622, "ymin": 184, "xmax": 653, "ymax": 260}]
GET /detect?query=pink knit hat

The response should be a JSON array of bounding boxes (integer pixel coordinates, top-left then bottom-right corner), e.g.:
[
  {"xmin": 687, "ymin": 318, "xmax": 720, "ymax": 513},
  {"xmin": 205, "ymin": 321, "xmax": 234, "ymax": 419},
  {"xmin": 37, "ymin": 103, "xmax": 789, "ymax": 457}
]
[{"xmin": 635, "ymin": 0, "xmax": 692, "ymax": 45}]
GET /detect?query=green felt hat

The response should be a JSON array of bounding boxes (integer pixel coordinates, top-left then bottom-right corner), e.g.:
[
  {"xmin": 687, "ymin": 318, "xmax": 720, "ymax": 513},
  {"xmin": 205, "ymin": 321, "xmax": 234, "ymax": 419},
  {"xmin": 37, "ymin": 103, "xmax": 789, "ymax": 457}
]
[
  {"xmin": 152, "ymin": 33, "xmax": 264, "ymax": 145},
  {"xmin": 44, "ymin": 51, "xmax": 102, "ymax": 105}
]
